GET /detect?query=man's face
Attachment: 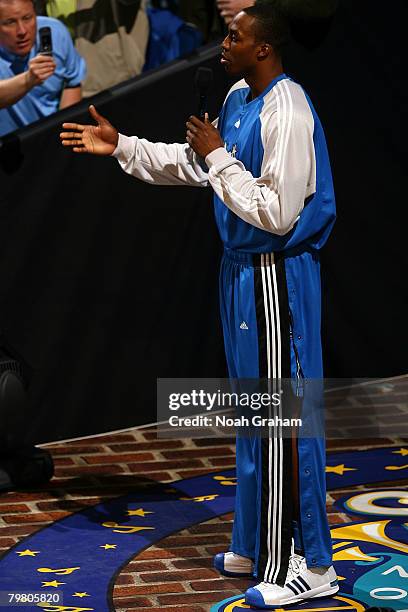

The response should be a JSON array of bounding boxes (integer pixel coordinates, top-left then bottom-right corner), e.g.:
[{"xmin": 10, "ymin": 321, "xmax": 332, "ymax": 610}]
[
  {"xmin": 0, "ymin": 0, "xmax": 36, "ymax": 56},
  {"xmin": 221, "ymin": 12, "xmax": 261, "ymax": 76}
]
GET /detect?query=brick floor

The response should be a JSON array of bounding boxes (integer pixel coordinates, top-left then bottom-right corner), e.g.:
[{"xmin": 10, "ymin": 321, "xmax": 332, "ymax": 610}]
[{"xmin": 0, "ymin": 376, "xmax": 406, "ymax": 610}]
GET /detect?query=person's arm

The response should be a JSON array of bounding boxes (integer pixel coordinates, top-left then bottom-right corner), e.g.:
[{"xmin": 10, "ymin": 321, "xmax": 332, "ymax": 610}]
[
  {"xmin": 60, "ymin": 85, "xmax": 82, "ymax": 109},
  {"xmin": 114, "ymin": 115, "xmax": 221, "ymax": 187},
  {"xmin": 187, "ymin": 87, "xmax": 316, "ymax": 235},
  {"xmin": 60, "ymin": 105, "xmax": 212, "ymax": 188},
  {"xmin": 0, "ymin": 55, "xmax": 56, "ymax": 110},
  {"xmin": 0, "ymin": 73, "xmax": 34, "ymax": 109},
  {"xmin": 113, "ymin": 133, "xmax": 211, "ymax": 188}
]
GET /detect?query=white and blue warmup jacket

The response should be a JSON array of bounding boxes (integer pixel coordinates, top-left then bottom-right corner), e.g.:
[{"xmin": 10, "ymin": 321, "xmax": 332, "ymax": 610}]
[{"xmin": 113, "ymin": 73, "xmax": 336, "ymax": 585}]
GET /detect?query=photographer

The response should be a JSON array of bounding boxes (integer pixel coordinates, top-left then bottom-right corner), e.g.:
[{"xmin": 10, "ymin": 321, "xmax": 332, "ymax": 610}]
[{"xmin": 0, "ymin": 0, "xmax": 85, "ymax": 136}]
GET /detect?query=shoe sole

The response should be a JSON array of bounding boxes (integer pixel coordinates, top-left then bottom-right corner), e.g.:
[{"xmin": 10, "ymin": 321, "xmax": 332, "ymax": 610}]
[
  {"xmin": 218, "ymin": 569, "xmax": 254, "ymax": 578},
  {"xmin": 214, "ymin": 556, "xmax": 254, "ymax": 578},
  {"xmin": 246, "ymin": 584, "xmax": 339, "ymax": 608}
]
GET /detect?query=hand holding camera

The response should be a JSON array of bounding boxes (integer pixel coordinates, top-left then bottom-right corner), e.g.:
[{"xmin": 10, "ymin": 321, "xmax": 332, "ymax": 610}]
[
  {"xmin": 26, "ymin": 26, "xmax": 56, "ymax": 88},
  {"xmin": 26, "ymin": 54, "xmax": 56, "ymax": 87}
]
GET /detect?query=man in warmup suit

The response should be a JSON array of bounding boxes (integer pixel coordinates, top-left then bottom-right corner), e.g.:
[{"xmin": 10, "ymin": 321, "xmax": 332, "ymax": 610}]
[{"xmin": 60, "ymin": 2, "xmax": 337, "ymax": 607}]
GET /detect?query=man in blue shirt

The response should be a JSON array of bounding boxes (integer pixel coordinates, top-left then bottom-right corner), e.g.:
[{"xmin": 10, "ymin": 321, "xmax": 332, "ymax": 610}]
[
  {"xmin": 0, "ymin": 0, "xmax": 86, "ymax": 137},
  {"xmin": 60, "ymin": 3, "xmax": 337, "ymax": 608}
]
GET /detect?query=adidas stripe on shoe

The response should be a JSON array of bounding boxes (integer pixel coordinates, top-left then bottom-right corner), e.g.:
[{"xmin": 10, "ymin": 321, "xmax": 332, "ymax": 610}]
[{"xmin": 245, "ymin": 565, "xmax": 339, "ymax": 608}]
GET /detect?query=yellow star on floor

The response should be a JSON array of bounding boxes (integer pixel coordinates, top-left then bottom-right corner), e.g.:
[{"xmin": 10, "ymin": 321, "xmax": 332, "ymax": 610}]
[
  {"xmin": 100, "ymin": 544, "xmax": 117, "ymax": 550},
  {"xmin": 393, "ymin": 448, "xmax": 408, "ymax": 456},
  {"xmin": 72, "ymin": 592, "xmax": 90, "ymax": 598},
  {"xmin": 326, "ymin": 464, "xmax": 357, "ymax": 475},
  {"xmin": 16, "ymin": 549, "xmax": 40, "ymax": 557},
  {"xmin": 127, "ymin": 508, "xmax": 154, "ymax": 517},
  {"xmin": 42, "ymin": 580, "xmax": 65, "ymax": 588},
  {"xmin": 385, "ymin": 464, "xmax": 408, "ymax": 471}
]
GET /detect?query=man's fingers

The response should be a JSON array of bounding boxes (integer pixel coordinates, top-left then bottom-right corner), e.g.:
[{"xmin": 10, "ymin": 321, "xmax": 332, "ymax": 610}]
[
  {"xmin": 32, "ymin": 55, "xmax": 55, "ymax": 65},
  {"xmin": 187, "ymin": 114, "xmax": 211, "ymax": 128},
  {"xmin": 32, "ymin": 64, "xmax": 55, "ymax": 72},
  {"xmin": 32, "ymin": 66, "xmax": 55, "ymax": 75},
  {"xmin": 35, "ymin": 71, "xmax": 54, "ymax": 80},
  {"xmin": 60, "ymin": 132, "xmax": 83, "ymax": 140},
  {"xmin": 188, "ymin": 115, "xmax": 205, "ymax": 127},
  {"xmin": 72, "ymin": 146, "xmax": 88, "ymax": 154},
  {"xmin": 61, "ymin": 139, "xmax": 83, "ymax": 146},
  {"xmin": 89, "ymin": 104, "xmax": 106, "ymax": 124},
  {"xmin": 186, "ymin": 122, "xmax": 198, "ymax": 134},
  {"xmin": 61, "ymin": 122, "xmax": 85, "ymax": 132}
]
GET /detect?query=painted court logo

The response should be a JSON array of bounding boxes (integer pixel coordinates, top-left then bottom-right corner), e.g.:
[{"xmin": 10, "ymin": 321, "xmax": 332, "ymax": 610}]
[
  {"xmin": 212, "ymin": 594, "xmax": 365, "ymax": 612},
  {"xmin": 212, "ymin": 488, "xmax": 408, "ymax": 611},
  {"xmin": 0, "ymin": 450, "xmax": 406, "ymax": 612}
]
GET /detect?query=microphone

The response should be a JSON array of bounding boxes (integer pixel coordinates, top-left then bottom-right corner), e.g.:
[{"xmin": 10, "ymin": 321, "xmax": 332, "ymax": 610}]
[{"xmin": 195, "ymin": 67, "xmax": 213, "ymax": 120}]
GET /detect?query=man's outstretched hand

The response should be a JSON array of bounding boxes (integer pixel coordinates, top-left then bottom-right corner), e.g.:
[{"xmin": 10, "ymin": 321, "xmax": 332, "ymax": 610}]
[
  {"xmin": 186, "ymin": 114, "xmax": 224, "ymax": 159},
  {"xmin": 60, "ymin": 105, "xmax": 119, "ymax": 155}
]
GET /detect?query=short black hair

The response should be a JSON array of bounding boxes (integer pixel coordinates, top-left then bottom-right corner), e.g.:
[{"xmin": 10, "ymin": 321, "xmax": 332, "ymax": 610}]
[
  {"xmin": 245, "ymin": 0, "xmax": 339, "ymax": 52},
  {"xmin": 243, "ymin": 1, "xmax": 290, "ymax": 55}
]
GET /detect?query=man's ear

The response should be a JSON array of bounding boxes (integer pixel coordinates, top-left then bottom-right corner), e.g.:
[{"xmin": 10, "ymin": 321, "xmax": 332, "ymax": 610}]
[{"xmin": 257, "ymin": 43, "xmax": 271, "ymax": 60}]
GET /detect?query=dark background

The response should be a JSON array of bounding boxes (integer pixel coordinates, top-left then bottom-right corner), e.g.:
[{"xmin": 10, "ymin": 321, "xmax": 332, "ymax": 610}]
[{"xmin": 0, "ymin": 0, "xmax": 406, "ymax": 445}]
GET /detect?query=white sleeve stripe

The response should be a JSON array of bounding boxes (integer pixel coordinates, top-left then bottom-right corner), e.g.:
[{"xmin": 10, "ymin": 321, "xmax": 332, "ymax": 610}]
[
  {"xmin": 278, "ymin": 80, "xmax": 294, "ymax": 189},
  {"xmin": 266, "ymin": 86, "xmax": 280, "ymax": 190},
  {"xmin": 271, "ymin": 80, "xmax": 293, "ymax": 193},
  {"xmin": 272, "ymin": 82, "xmax": 282, "ymax": 184}
]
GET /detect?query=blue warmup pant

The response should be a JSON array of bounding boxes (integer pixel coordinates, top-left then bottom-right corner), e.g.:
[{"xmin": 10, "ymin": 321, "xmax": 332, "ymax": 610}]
[{"xmin": 219, "ymin": 248, "xmax": 332, "ymax": 586}]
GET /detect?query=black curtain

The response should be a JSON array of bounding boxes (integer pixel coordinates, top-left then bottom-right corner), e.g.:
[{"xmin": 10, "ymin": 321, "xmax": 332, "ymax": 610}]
[
  {"xmin": 0, "ymin": 0, "xmax": 406, "ymax": 445},
  {"xmin": 282, "ymin": 1, "xmax": 407, "ymax": 378},
  {"xmin": 0, "ymin": 47, "xmax": 230, "ymax": 445}
]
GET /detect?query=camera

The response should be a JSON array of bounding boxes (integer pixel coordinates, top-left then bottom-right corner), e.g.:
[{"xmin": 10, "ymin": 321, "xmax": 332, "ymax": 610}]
[{"xmin": 39, "ymin": 26, "xmax": 53, "ymax": 55}]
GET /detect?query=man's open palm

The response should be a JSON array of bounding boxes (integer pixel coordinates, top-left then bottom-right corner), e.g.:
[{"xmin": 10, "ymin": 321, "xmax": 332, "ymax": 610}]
[{"xmin": 60, "ymin": 105, "xmax": 119, "ymax": 155}]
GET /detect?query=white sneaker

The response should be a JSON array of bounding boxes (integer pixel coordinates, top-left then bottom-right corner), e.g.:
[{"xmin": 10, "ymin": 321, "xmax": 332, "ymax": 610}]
[
  {"xmin": 214, "ymin": 552, "xmax": 254, "ymax": 577},
  {"xmin": 245, "ymin": 563, "xmax": 339, "ymax": 608},
  {"xmin": 287, "ymin": 552, "xmax": 307, "ymax": 578}
]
